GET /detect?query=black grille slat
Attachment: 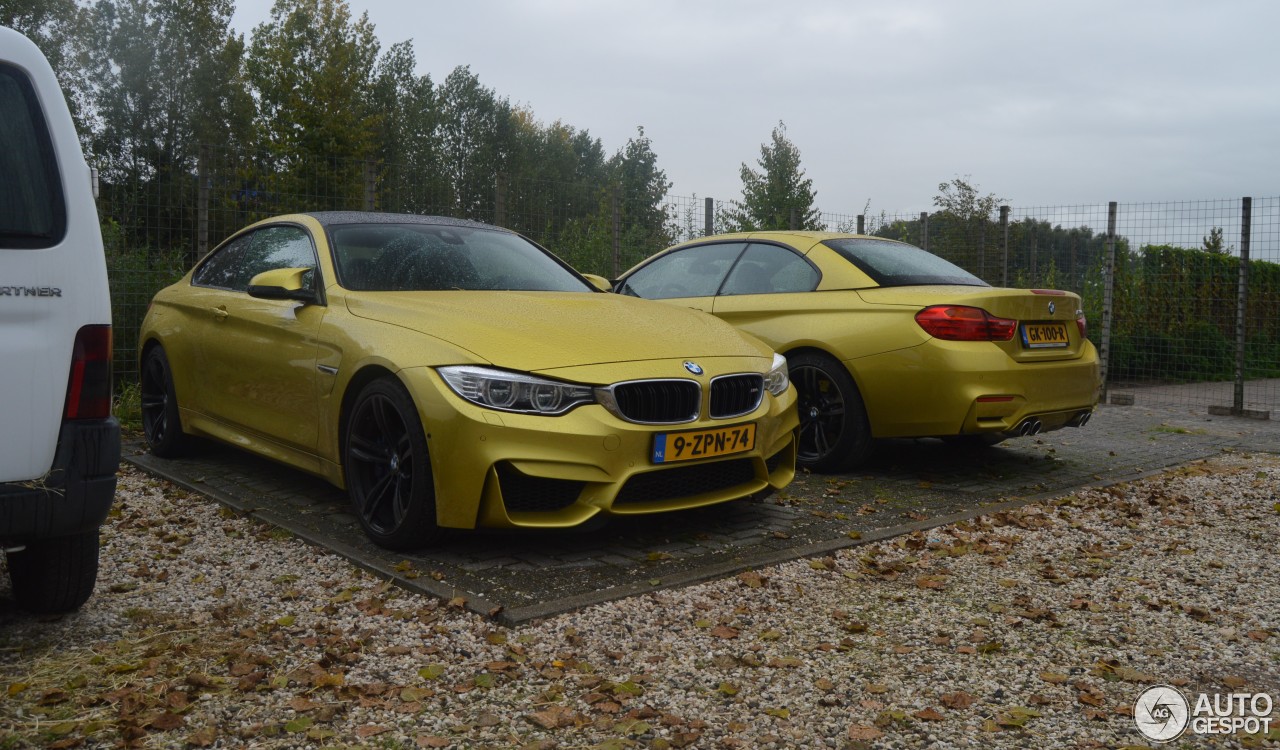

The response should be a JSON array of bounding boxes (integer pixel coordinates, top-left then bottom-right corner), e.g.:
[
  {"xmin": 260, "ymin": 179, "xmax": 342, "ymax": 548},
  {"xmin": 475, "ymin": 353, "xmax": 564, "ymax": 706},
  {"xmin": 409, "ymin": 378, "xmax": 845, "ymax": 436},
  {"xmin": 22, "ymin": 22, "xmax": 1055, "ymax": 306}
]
[
  {"xmin": 612, "ymin": 380, "xmax": 699, "ymax": 423},
  {"xmin": 710, "ymin": 374, "xmax": 764, "ymax": 418},
  {"xmin": 615, "ymin": 459, "xmax": 757, "ymax": 505}
]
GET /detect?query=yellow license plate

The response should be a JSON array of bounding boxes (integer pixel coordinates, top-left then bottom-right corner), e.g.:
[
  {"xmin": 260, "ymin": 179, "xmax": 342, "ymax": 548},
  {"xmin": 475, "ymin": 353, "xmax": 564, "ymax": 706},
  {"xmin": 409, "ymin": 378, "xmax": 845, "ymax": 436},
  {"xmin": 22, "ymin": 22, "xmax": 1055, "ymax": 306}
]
[
  {"xmin": 1022, "ymin": 322, "xmax": 1069, "ymax": 348},
  {"xmin": 652, "ymin": 423, "xmax": 756, "ymax": 464}
]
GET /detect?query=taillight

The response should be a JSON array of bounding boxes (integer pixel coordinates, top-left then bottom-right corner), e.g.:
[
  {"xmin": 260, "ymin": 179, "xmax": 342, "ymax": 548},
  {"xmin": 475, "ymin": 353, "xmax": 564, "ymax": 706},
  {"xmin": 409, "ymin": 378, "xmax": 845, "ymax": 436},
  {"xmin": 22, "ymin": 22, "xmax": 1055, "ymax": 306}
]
[
  {"xmin": 915, "ymin": 305, "xmax": 1016, "ymax": 341},
  {"xmin": 1076, "ymin": 313, "xmax": 1088, "ymax": 340},
  {"xmin": 64, "ymin": 325, "xmax": 113, "ymax": 419}
]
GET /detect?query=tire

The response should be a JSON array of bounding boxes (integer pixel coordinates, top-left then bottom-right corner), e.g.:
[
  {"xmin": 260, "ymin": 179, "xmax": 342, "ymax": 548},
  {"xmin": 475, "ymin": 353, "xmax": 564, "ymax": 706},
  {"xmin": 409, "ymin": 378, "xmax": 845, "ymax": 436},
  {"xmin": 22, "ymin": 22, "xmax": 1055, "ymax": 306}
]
[
  {"xmin": 344, "ymin": 378, "xmax": 442, "ymax": 551},
  {"xmin": 788, "ymin": 351, "xmax": 872, "ymax": 473},
  {"xmin": 140, "ymin": 346, "xmax": 189, "ymax": 458},
  {"xmin": 6, "ymin": 531, "xmax": 99, "ymax": 614}
]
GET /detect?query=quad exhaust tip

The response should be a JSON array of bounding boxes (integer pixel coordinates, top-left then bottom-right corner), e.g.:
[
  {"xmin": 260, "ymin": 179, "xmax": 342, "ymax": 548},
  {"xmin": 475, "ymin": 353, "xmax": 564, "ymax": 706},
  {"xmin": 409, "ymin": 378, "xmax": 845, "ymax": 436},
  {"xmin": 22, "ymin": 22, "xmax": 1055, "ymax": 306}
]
[
  {"xmin": 1070, "ymin": 410, "xmax": 1093, "ymax": 428},
  {"xmin": 1016, "ymin": 418, "xmax": 1042, "ymax": 436}
]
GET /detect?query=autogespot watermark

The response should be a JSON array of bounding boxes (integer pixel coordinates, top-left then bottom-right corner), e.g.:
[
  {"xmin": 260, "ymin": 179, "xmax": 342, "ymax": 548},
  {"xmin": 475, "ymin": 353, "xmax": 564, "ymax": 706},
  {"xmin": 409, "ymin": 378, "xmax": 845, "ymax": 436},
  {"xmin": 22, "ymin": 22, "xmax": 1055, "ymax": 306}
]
[{"xmin": 1134, "ymin": 685, "xmax": 1274, "ymax": 743}]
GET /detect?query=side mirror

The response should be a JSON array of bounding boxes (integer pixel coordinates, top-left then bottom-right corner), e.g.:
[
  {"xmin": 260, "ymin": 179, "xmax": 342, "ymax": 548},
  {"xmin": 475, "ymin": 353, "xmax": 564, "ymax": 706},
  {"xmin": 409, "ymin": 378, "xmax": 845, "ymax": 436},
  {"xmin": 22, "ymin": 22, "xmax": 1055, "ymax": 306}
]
[
  {"xmin": 581, "ymin": 273, "xmax": 613, "ymax": 292},
  {"xmin": 248, "ymin": 267, "xmax": 316, "ymax": 302}
]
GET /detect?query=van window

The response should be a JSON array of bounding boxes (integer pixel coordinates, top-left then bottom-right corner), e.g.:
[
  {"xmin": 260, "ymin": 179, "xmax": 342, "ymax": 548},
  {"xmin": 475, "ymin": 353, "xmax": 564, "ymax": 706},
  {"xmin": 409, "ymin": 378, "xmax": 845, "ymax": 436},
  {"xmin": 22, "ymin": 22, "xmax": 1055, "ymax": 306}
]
[{"xmin": 0, "ymin": 63, "xmax": 66, "ymax": 249}]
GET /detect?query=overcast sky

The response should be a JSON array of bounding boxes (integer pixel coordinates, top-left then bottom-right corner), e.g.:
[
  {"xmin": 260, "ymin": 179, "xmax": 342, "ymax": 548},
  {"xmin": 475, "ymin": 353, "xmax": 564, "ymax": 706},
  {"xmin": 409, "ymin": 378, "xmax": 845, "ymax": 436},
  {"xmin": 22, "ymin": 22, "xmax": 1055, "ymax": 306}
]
[{"xmin": 231, "ymin": 0, "xmax": 1280, "ymax": 216}]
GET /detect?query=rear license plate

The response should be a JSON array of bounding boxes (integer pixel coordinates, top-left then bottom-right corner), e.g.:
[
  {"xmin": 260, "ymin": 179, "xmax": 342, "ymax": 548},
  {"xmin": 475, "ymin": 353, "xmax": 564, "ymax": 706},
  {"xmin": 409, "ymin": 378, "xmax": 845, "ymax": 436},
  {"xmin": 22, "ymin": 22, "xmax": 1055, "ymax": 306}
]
[
  {"xmin": 652, "ymin": 423, "xmax": 756, "ymax": 464},
  {"xmin": 1022, "ymin": 322, "xmax": 1069, "ymax": 348}
]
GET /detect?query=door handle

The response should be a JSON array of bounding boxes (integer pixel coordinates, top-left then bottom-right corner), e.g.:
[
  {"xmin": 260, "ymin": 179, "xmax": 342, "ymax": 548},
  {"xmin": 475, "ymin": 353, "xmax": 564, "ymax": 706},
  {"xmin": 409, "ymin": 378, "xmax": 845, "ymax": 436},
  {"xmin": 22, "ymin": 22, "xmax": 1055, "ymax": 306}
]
[{"xmin": 212, "ymin": 306, "xmax": 228, "ymax": 321}]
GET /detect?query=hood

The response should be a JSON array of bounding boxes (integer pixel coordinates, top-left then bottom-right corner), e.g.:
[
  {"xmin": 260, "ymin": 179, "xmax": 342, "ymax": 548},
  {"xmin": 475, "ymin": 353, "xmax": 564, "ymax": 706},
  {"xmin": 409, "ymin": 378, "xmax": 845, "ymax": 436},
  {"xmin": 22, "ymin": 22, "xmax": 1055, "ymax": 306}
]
[{"xmin": 345, "ymin": 290, "xmax": 771, "ymax": 371}]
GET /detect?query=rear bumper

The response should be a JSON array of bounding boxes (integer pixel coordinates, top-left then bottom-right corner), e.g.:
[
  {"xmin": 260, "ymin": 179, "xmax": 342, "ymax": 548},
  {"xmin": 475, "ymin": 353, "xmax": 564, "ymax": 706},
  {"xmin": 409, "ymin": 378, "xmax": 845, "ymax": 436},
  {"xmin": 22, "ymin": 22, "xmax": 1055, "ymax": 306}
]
[
  {"xmin": 0, "ymin": 418, "xmax": 120, "ymax": 544},
  {"xmin": 853, "ymin": 340, "xmax": 1101, "ymax": 438}
]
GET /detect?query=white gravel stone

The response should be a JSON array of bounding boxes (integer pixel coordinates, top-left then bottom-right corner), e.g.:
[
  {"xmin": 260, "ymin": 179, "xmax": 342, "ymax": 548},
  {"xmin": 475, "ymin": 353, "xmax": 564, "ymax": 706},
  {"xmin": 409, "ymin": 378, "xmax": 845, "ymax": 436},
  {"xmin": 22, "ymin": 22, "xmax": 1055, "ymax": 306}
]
[{"xmin": 0, "ymin": 453, "xmax": 1277, "ymax": 749}]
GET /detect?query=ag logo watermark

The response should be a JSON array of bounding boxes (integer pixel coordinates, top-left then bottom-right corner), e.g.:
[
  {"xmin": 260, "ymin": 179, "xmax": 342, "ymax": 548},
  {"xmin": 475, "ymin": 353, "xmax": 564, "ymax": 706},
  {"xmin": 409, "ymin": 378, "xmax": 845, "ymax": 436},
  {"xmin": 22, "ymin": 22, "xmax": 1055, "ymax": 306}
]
[{"xmin": 1134, "ymin": 685, "xmax": 1273, "ymax": 743}]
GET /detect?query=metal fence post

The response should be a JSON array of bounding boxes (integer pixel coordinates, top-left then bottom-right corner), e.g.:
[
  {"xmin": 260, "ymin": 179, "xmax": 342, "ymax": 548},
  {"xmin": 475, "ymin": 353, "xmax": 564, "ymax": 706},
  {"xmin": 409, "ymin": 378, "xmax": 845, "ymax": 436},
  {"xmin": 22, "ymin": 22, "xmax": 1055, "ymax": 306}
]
[
  {"xmin": 1000, "ymin": 205, "xmax": 1009, "ymax": 287},
  {"xmin": 1235, "ymin": 196, "xmax": 1252, "ymax": 415},
  {"xmin": 856, "ymin": 214, "xmax": 865, "ymax": 234},
  {"xmin": 494, "ymin": 174, "xmax": 506, "ymax": 227},
  {"xmin": 611, "ymin": 184, "xmax": 621, "ymax": 278},
  {"xmin": 920, "ymin": 212, "xmax": 929, "ymax": 251},
  {"xmin": 704, "ymin": 197, "xmax": 714, "ymax": 236},
  {"xmin": 362, "ymin": 160, "xmax": 377, "ymax": 212},
  {"xmin": 197, "ymin": 144, "xmax": 210, "ymax": 265},
  {"xmin": 1100, "ymin": 201, "xmax": 1118, "ymax": 399},
  {"xmin": 789, "ymin": 207, "xmax": 797, "ymax": 230}
]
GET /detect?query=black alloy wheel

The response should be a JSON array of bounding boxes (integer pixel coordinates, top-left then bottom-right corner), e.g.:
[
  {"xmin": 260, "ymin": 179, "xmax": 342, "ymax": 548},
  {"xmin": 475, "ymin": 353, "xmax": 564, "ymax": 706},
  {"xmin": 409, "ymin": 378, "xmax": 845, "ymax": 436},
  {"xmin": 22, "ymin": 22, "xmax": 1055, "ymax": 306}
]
[
  {"xmin": 788, "ymin": 351, "xmax": 872, "ymax": 473},
  {"xmin": 344, "ymin": 378, "xmax": 441, "ymax": 550},
  {"xmin": 140, "ymin": 346, "xmax": 188, "ymax": 458}
]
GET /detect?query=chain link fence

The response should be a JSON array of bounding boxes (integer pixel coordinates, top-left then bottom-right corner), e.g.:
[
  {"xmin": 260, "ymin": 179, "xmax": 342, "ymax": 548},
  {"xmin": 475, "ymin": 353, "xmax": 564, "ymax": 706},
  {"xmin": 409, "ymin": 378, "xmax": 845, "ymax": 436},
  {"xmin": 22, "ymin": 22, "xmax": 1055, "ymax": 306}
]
[{"xmin": 99, "ymin": 147, "xmax": 1279, "ymax": 417}]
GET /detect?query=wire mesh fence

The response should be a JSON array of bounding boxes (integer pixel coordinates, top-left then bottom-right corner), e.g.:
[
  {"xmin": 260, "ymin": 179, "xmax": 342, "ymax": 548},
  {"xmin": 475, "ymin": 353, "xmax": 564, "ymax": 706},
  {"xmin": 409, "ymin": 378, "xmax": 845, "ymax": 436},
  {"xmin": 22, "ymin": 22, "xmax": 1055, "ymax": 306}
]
[{"xmin": 99, "ymin": 146, "xmax": 1279, "ymax": 417}]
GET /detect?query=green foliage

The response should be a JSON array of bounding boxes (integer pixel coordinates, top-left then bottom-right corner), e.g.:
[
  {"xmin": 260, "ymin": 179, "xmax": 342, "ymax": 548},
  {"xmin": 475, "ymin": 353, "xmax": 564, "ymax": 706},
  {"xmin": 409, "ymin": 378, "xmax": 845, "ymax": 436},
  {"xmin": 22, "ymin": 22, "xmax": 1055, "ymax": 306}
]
[
  {"xmin": 1, "ymin": 0, "xmax": 94, "ymax": 137},
  {"xmin": 246, "ymin": 0, "xmax": 380, "ymax": 211},
  {"xmin": 102, "ymin": 219, "xmax": 188, "ymax": 386},
  {"xmin": 722, "ymin": 121, "xmax": 821, "ymax": 231},
  {"xmin": 1084, "ymin": 244, "xmax": 1280, "ymax": 382}
]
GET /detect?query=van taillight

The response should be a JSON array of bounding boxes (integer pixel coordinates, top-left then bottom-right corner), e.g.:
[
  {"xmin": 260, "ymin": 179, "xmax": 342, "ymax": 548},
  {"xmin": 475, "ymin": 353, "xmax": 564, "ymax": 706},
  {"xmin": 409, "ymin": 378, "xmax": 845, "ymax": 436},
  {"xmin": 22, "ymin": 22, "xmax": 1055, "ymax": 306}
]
[{"xmin": 64, "ymin": 325, "xmax": 113, "ymax": 419}]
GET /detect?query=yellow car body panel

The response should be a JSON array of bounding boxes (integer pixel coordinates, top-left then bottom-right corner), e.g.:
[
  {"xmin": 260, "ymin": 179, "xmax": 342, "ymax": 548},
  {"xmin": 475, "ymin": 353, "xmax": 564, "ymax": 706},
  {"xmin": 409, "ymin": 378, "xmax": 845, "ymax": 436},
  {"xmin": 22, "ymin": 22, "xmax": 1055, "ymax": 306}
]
[
  {"xmin": 139, "ymin": 213, "xmax": 798, "ymax": 542},
  {"xmin": 618, "ymin": 231, "xmax": 1100, "ymax": 463}
]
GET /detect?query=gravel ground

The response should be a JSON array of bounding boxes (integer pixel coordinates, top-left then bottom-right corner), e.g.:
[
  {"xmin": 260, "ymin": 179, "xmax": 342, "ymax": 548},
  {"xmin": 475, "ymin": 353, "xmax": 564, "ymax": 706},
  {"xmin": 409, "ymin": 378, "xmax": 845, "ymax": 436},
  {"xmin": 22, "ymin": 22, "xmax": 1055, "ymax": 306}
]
[{"xmin": 1, "ymin": 452, "xmax": 1278, "ymax": 749}]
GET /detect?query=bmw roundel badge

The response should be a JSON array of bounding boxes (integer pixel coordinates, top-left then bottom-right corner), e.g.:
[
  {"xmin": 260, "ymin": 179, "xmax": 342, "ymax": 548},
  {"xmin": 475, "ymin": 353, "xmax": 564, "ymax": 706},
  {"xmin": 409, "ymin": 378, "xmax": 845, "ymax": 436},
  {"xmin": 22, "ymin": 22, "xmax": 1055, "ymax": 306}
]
[
  {"xmin": 1048, "ymin": 301, "xmax": 1056, "ymax": 315},
  {"xmin": 683, "ymin": 361, "xmax": 704, "ymax": 375}
]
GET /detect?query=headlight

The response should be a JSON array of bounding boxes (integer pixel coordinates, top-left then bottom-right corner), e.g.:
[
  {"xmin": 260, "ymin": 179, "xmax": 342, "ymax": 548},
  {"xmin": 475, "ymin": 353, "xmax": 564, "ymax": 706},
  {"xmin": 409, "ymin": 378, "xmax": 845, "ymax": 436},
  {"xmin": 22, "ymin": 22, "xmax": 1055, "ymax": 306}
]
[
  {"xmin": 764, "ymin": 353, "xmax": 790, "ymax": 396},
  {"xmin": 437, "ymin": 366, "xmax": 596, "ymax": 415}
]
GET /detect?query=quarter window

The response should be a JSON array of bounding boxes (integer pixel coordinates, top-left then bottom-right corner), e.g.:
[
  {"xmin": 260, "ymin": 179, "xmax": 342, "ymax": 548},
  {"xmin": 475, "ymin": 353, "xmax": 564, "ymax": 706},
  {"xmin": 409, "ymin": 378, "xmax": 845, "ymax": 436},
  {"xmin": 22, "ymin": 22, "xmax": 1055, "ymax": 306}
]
[
  {"xmin": 194, "ymin": 225, "xmax": 318, "ymax": 292},
  {"xmin": 720, "ymin": 243, "xmax": 819, "ymax": 295}
]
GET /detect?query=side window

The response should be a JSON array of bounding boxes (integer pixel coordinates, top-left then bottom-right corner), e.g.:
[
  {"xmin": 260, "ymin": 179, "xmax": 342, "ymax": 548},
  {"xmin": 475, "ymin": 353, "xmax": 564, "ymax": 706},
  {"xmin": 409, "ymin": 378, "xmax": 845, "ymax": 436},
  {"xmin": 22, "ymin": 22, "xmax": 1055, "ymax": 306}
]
[
  {"xmin": 720, "ymin": 243, "xmax": 820, "ymax": 296},
  {"xmin": 193, "ymin": 225, "xmax": 317, "ymax": 292},
  {"xmin": 618, "ymin": 243, "xmax": 746, "ymax": 299},
  {"xmin": 0, "ymin": 64, "xmax": 65, "ymax": 249}
]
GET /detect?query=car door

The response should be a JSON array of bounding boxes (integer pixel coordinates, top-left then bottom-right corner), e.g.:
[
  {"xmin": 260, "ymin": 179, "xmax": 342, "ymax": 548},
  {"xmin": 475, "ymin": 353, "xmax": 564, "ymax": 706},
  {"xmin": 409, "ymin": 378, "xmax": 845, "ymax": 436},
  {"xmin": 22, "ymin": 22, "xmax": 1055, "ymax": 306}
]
[
  {"xmin": 186, "ymin": 224, "xmax": 325, "ymax": 453},
  {"xmin": 616, "ymin": 242, "xmax": 746, "ymax": 313},
  {"xmin": 709, "ymin": 242, "xmax": 823, "ymax": 350}
]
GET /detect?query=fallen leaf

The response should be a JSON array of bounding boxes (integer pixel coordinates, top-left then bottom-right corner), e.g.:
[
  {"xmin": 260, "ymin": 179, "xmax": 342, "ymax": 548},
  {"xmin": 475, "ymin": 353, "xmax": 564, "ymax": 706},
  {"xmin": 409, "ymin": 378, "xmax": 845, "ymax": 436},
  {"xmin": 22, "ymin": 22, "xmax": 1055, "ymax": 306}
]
[
  {"xmin": 914, "ymin": 708, "xmax": 945, "ymax": 721},
  {"xmin": 355, "ymin": 725, "xmax": 390, "ymax": 739},
  {"xmin": 847, "ymin": 724, "xmax": 884, "ymax": 740},
  {"xmin": 941, "ymin": 691, "xmax": 976, "ymax": 709}
]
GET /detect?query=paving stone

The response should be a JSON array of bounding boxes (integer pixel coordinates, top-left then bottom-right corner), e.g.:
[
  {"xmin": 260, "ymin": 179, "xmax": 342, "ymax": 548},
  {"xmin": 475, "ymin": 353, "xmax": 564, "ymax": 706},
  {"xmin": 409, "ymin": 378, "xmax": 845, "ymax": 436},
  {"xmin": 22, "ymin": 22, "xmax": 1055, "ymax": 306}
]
[{"xmin": 125, "ymin": 393, "xmax": 1280, "ymax": 624}]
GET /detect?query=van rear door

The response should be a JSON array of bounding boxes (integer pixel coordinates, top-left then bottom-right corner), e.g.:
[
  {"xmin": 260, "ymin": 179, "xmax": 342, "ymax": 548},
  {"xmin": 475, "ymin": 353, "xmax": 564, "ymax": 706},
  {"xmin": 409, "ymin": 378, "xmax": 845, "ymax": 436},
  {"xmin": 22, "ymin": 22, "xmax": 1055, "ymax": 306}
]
[{"xmin": 0, "ymin": 29, "xmax": 112, "ymax": 482}]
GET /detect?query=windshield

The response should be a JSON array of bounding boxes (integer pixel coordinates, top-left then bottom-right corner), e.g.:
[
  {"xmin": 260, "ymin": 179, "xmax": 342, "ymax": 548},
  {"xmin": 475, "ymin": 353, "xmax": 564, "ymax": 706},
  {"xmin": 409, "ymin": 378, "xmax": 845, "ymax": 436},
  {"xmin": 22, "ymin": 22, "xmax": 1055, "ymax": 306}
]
[
  {"xmin": 330, "ymin": 223, "xmax": 592, "ymax": 293},
  {"xmin": 824, "ymin": 238, "xmax": 987, "ymax": 287}
]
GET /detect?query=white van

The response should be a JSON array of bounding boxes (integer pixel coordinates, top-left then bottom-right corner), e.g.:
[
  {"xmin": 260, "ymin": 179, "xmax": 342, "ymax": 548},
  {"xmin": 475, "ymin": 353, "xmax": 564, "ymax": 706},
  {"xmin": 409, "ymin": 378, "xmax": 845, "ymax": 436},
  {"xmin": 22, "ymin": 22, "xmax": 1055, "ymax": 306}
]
[{"xmin": 0, "ymin": 26, "xmax": 120, "ymax": 613}]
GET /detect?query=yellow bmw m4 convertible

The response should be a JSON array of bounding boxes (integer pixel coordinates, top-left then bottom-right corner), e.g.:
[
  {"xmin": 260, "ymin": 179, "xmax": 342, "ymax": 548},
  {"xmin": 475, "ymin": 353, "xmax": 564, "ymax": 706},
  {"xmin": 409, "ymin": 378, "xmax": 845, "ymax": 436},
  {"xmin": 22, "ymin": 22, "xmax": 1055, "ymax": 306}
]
[
  {"xmin": 139, "ymin": 213, "xmax": 797, "ymax": 550},
  {"xmin": 616, "ymin": 232, "xmax": 1100, "ymax": 472}
]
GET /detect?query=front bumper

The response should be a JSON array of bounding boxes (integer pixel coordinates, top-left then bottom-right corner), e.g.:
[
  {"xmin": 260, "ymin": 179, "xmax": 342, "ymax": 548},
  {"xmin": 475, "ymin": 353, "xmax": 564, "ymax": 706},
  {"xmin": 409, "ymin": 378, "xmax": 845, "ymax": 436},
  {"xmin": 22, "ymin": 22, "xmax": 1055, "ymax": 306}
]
[
  {"xmin": 400, "ymin": 367, "xmax": 799, "ymax": 530},
  {"xmin": 0, "ymin": 418, "xmax": 120, "ymax": 544}
]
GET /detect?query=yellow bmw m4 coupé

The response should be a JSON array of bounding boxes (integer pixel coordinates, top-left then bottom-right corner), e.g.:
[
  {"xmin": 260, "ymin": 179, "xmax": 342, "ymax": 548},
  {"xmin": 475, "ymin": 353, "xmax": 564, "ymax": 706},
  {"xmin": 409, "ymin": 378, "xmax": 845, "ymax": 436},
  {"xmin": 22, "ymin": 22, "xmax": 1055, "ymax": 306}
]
[
  {"xmin": 616, "ymin": 232, "xmax": 1100, "ymax": 472},
  {"xmin": 139, "ymin": 213, "xmax": 797, "ymax": 550}
]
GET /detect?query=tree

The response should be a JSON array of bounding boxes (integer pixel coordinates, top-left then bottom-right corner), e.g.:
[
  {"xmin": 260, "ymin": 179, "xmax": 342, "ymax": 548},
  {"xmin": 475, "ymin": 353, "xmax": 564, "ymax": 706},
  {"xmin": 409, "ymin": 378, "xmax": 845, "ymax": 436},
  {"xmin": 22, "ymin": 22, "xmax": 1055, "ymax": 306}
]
[
  {"xmin": 932, "ymin": 176, "xmax": 1003, "ymax": 221},
  {"xmin": 723, "ymin": 121, "xmax": 821, "ymax": 232},
  {"xmin": 929, "ymin": 176, "xmax": 1006, "ymax": 281},
  {"xmin": 371, "ymin": 39, "xmax": 445, "ymax": 213},
  {"xmin": 435, "ymin": 65, "xmax": 513, "ymax": 219},
  {"xmin": 609, "ymin": 126, "xmax": 672, "ymax": 256},
  {"xmin": 0, "ymin": 0, "xmax": 93, "ymax": 136},
  {"xmin": 86, "ymin": 0, "xmax": 252, "ymax": 254},
  {"xmin": 247, "ymin": 0, "xmax": 381, "ymax": 210},
  {"xmin": 1202, "ymin": 226, "xmax": 1228, "ymax": 254}
]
